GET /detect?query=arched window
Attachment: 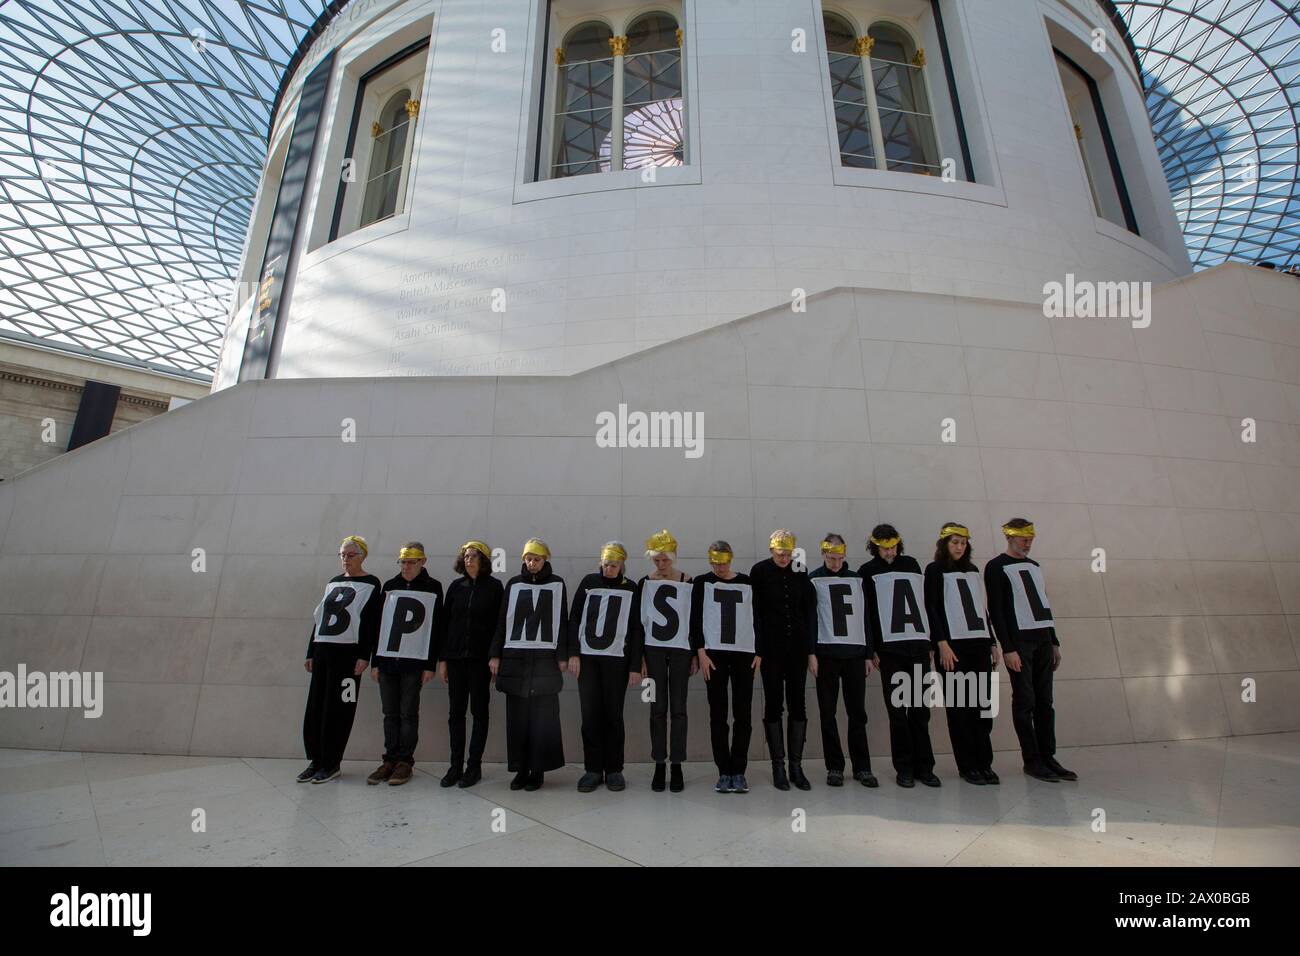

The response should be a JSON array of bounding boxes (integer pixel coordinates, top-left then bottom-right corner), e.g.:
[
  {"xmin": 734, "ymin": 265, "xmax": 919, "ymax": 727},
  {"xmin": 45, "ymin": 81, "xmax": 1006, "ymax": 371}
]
[
  {"xmin": 360, "ymin": 89, "xmax": 415, "ymax": 226},
  {"xmin": 824, "ymin": 14, "xmax": 941, "ymax": 175},
  {"xmin": 550, "ymin": 12, "xmax": 685, "ymax": 178}
]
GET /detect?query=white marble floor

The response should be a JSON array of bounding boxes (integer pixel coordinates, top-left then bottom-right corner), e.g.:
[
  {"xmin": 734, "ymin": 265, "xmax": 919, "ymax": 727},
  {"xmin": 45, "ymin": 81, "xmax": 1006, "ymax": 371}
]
[{"xmin": 2, "ymin": 734, "xmax": 1297, "ymax": 866}]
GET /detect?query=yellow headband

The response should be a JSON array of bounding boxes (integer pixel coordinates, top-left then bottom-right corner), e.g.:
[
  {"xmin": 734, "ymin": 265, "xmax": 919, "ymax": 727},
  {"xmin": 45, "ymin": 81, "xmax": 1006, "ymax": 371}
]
[
  {"xmin": 820, "ymin": 540, "xmax": 847, "ymax": 555},
  {"xmin": 600, "ymin": 544, "xmax": 627, "ymax": 564},
  {"xmin": 870, "ymin": 535, "xmax": 900, "ymax": 549},
  {"xmin": 940, "ymin": 524, "xmax": 970, "ymax": 540},
  {"xmin": 769, "ymin": 533, "xmax": 795, "ymax": 552},
  {"xmin": 707, "ymin": 548, "xmax": 733, "ymax": 564},
  {"xmin": 398, "ymin": 547, "xmax": 426, "ymax": 561},
  {"xmin": 644, "ymin": 529, "xmax": 678, "ymax": 555},
  {"xmin": 1002, "ymin": 523, "xmax": 1036, "ymax": 538},
  {"xmin": 340, "ymin": 535, "xmax": 368, "ymax": 557},
  {"xmin": 461, "ymin": 540, "xmax": 491, "ymax": 559},
  {"xmin": 521, "ymin": 538, "xmax": 550, "ymax": 559}
]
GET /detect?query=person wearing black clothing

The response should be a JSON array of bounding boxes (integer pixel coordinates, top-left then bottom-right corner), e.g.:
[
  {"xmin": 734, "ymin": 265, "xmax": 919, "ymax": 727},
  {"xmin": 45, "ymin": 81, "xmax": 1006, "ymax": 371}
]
[
  {"xmin": 859, "ymin": 524, "xmax": 940, "ymax": 789},
  {"xmin": 366, "ymin": 541, "xmax": 443, "ymax": 786},
  {"xmin": 750, "ymin": 529, "xmax": 814, "ymax": 791},
  {"xmin": 300, "ymin": 535, "xmax": 383, "ymax": 784},
  {"xmin": 638, "ymin": 529, "xmax": 695, "ymax": 793},
  {"xmin": 925, "ymin": 523, "xmax": 1000, "ymax": 787},
  {"xmin": 985, "ymin": 518, "xmax": 1076, "ymax": 783},
  {"xmin": 691, "ymin": 541, "xmax": 762, "ymax": 795},
  {"xmin": 437, "ymin": 540, "xmax": 503, "ymax": 789},
  {"xmin": 489, "ymin": 538, "xmax": 570, "ymax": 791},
  {"xmin": 808, "ymin": 533, "xmax": 878, "ymax": 788},
  {"xmin": 569, "ymin": 541, "xmax": 644, "ymax": 792}
]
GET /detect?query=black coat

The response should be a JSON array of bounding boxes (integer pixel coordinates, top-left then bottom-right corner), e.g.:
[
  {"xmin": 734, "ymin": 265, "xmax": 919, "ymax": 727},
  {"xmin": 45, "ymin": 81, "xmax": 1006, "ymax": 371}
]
[
  {"xmin": 569, "ymin": 571, "xmax": 644, "ymax": 671},
  {"xmin": 438, "ymin": 570, "xmax": 504, "ymax": 661},
  {"xmin": 374, "ymin": 568, "xmax": 445, "ymax": 674},
  {"xmin": 749, "ymin": 557, "xmax": 813, "ymax": 659},
  {"xmin": 489, "ymin": 561, "xmax": 571, "ymax": 698}
]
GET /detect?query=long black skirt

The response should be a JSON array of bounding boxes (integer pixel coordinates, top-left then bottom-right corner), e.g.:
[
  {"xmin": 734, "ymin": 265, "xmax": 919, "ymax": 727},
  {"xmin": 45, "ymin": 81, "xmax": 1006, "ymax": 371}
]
[{"xmin": 505, "ymin": 693, "xmax": 565, "ymax": 773}]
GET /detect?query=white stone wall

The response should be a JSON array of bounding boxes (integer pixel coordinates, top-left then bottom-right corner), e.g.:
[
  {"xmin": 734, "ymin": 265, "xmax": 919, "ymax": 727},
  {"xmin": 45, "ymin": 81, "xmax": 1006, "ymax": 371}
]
[
  {"xmin": 4, "ymin": 264, "xmax": 1297, "ymax": 760},
  {"xmin": 216, "ymin": 0, "xmax": 1192, "ymax": 386}
]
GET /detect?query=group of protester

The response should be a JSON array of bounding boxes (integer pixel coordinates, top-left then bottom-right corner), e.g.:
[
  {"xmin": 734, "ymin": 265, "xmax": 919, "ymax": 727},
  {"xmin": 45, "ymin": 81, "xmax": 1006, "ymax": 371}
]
[{"xmin": 299, "ymin": 520, "xmax": 1076, "ymax": 794}]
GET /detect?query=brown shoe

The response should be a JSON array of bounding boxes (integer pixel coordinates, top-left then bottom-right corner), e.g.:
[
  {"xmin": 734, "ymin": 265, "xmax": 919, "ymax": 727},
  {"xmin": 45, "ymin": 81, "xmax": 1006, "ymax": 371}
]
[
  {"xmin": 388, "ymin": 762, "xmax": 413, "ymax": 786},
  {"xmin": 367, "ymin": 761, "xmax": 396, "ymax": 785}
]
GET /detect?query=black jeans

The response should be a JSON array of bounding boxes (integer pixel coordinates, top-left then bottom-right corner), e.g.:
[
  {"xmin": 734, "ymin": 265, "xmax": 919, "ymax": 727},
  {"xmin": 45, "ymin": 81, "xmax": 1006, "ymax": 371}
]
[
  {"xmin": 1008, "ymin": 639, "xmax": 1056, "ymax": 766},
  {"xmin": 578, "ymin": 656, "xmax": 629, "ymax": 773},
  {"xmin": 645, "ymin": 648, "xmax": 691, "ymax": 764},
  {"xmin": 878, "ymin": 651, "xmax": 935, "ymax": 776},
  {"xmin": 445, "ymin": 657, "xmax": 491, "ymax": 768},
  {"xmin": 705, "ymin": 650, "xmax": 755, "ymax": 775},
  {"xmin": 303, "ymin": 649, "xmax": 363, "ymax": 771},
  {"xmin": 944, "ymin": 642, "xmax": 994, "ymax": 774},
  {"xmin": 759, "ymin": 647, "xmax": 808, "ymax": 722},
  {"xmin": 815, "ymin": 654, "xmax": 870, "ymax": 774},
  {"xmin": 379, "ymin": 669, "xmax": 423, "ymax": 765}
]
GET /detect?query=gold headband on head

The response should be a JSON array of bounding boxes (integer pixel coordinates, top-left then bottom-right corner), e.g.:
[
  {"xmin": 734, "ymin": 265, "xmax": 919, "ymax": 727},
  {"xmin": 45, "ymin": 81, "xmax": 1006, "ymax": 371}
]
[
  {"xmin": 521, "ymin": 538, "xmax": 550, "ymax": 559},
  {"xmin": 820, "ymin": 540, "xmax": 847, "ymax": 555},
  {"xmin": 644, "ymin": 529, "xmax": 678, "ymax": 555},
  {"xmin": 600, "ymin": 544, "xmax": 627, "ymax": 564},
  {"xmin": 398, "ymin": 546, "xmax": 426, "ymax": 561},
  {"xmin": 340, "ymin": 535, "xmax": 368, "ymax": 557},
  {"xmin": 461, "ymin": 540, "xmax": 491, "ymax": 559},
  {"xmin": 707, "ymin": 548, "xmax": 733, "ymax": 564},
  {"xmin": 1002, "ymin": 523, "xmax": 1036, "ymax": 538},
  {"xmin": 869, "ymin": 535, "xmax": 900, "ymax": 549},
  {"xmin": 940, "ymin": 524, "xmax": 971, "ymax": 540},
  {"xmin": 769, "ymin": 533, "xmax": 795, "ymax": 552}
]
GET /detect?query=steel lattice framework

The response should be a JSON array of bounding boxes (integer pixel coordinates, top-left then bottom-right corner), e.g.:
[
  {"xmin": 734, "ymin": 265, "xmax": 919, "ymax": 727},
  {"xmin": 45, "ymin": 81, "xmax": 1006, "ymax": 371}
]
[{"xmin": 0, "ymin": 1, "xmax": 1295, "ymax": 381}]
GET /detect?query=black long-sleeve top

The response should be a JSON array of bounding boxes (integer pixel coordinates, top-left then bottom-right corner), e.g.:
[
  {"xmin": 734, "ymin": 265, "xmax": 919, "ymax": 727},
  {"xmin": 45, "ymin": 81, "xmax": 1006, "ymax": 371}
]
[
  {"xmin": 749, "ymin": 557, "xmax": 813, "ymax": 659},
  {"xmin": 489, "ymin": 561, "xmax": 570, "ymax": 697},
  {"xmin": 569, "ymin": 571, "xmax": 644, "ymax": 671},
  {"xmin": 689, "ymin": 571, "xmax": 761, "ymax": 657},
  {"xmin": 637, "ymin": 572, "xmax": 693, "ymax": 658},
  {"xmin": 306, "ymin": 573, "xmax": 383, "ymax": 662},
  {"xmin": 924, "ymin": 562, "xmax": 994, "ymax": 650},
  {"xmin": 372, "ymin": 568, "xmax": 444, "ymax": 674},
  {"xmin": 438, "ymin": 571, "xmax": 504, "ymax": 661},
  {"xmin": 983, "ymin": 553, "xmax": 1059, "ymax": 652},
  {"xmin": 857, "ymin": 555, "xmax": 930, "ymax": 660},
  {"xmin": 807, "ymin": 564, "xmax": 871, "ymax": 659}
]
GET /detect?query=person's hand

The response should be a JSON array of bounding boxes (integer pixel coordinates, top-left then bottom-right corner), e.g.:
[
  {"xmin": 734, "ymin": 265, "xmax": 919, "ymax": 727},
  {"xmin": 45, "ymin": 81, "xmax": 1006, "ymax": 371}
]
[
  {"xmin": 438, "ymin": 661, "xmax": 448, "ymax": 684},
  {"xmin": 640, "ymin": 657, "xmax": 648, "ymax": 680},
  {"xmin": 370, "ymin": 667, "xmax": 379, "ymax": 682},
  {"xmin": 752, "ymin": 655, "xmax": 762, "ymax": 672},
  {"xmin": 488, "ymin": 657, "xmax": 500, "ymax": 681},
  {"xmin": 865, "ymin": 656, "xmax": 875, "ymax": 677},
  {"xmin": 991, "ymin": 645, "xmax": 1001, "ymax": 670},
  {"xmin": 567, "ymin": 655, "xmax": 580, "ymax": 678},
  {"xmin": 1004, "ymin": 651, "xmax": 1022, "ymax": 673},
  {"xmin": 688, "ymin": 655, "xmax": 699, "ymax": 676},
  {"xmin": 872, "ymin": 653, "xmax": 881, "ymax": 670},
  {"xmin": 628, "ymin": 670, "xmax": 641, "ymax": 688},
  {"xmin": 938, "ymin": 641, "xmax": 958, "ymax": 672},
  {"xmin": 421, "ymin": 669, "xmax": 435, "ymax": 685},
  {"xmin": 304, "ymin": 659, "xmax": 312, "ymax": 673},
  {"xmin": 354, "ymin": 659, "xmax": 369, "ymax": 677},
  {"xmin": 808, "ymin": 654, "xmax": 818, "ymax": 678},
  {"xmin": 1052, "ymin": 646, "xmax": 1062, "ymax": 671},
  {"xmin": 698, "ymin": 650, "xmax": 714, "ymax": 681}
]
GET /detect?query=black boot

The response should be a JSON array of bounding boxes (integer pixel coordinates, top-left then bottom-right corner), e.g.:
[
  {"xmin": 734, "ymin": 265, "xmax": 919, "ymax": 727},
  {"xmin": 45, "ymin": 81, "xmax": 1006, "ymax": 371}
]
[
  {"xmin": 787, "ymin": 719, "xmax": 811, "ymax": 791},
  {"xmin": 764, "ymin": 720, "xmax": 789, "ymax": 791},
  {"xmin": 651, "ymin": 762, "xmax": 667, "ymax": 792}
]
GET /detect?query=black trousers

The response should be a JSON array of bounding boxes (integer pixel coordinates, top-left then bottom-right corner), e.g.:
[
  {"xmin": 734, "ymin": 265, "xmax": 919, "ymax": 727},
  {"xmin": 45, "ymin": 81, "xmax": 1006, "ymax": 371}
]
[
  {"xmin": 645, "ymin": 648, "xmax": 691, "ymax": 764},
  {"xmin": 1008, "ymin": 639, "xmax": 1056, "ymax": 765},
  {"xmin": 504, "ymin": 693, "xmax": 565, "ymax": 774},
  {"xmin": 759, "ymin": 647, "xmax": 808, "ymax": 722},
  {"xmin": 705, "ymin": 651, "xmax": 755, "ymax": 775},
  {"xmin": 378, "ymin": 669, "xmax": 422, "ymax": 765},
  {"xmin": 578, "ymin": 656, "xmax": 630, "ymax": 773},
  {"xmin": 445, "ymin": 657, "xmax": 491, "ymax": 768},
  {"xmin": 878, "ymin": 651, "xmax": 935, "ymax": 776},
  {"xmin": 815, "ymin": 654, "xmax": 871, "ymax": 773},
  {"xmin": 303, "ymin": 650, "xmax": 362, "ymax": 771},
  {"xmin": 943, "ymin": 642, "xmax": 994, "ymax": 774}
]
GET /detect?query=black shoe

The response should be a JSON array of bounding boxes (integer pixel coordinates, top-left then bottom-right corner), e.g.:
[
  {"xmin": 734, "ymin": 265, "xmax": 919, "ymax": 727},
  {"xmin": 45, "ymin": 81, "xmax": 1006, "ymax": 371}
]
[
  {"xmin": 440, "ymin": 765, "xmax": 463, "ymax": 788},
  {"xmin": 510, "ymin": 771, "xmax": 528, "ymax": 790},
  {"xmin": 960, "ymin": 770, "xmax": 987, "ymax": 786},
  {"xmin": 732, "ymin": 774, "xmax": 749, "ymax": 793},
  {"xmin": 651, "ymin": 762, "xmax": 667, "ymax": 792},
  {"xmin": 669, "ymin": 763, "xmax": 684, "ymax": 792},
  {"xmin": 577, "ymin": 771, "xmax": 603, "ymax": 792},
  {"xmin": 606, "ymin": 771, "xmax": 626, "ymax": 792},
  {"xmin": 311, "ymin": 766, "xmax": 341, "ymax": 784},
  {"xmin": 896, "ymin": 772, "xmax": 915, "ymax": 788},
  {"xmin": 714, "ymin": 775, "xmax": 732, "ymax": 793},
  {"xmin": 764, "ymin": 720, "xmax": 789, "ymax": 790},
  {"xmin": 1044, "ymin": 757, "xmax": 1077, "ymax": 781},
  {"xmin": 827, "ymin": 770, "xmax": 844, "ymax": 787},
  {"xmin": 917, "ymin": 771, "xmax": 941, "ymax": 788},
  {"xmin": 296, "ymin": 763, "xmax": 319, "ymax": 783},
  {"xmin": 457, "ymin": 765, "xmax": 482, "ymax": 788},
  {"xmin": 1024, "ymin": 762, "xmax": 1061, "ymax": 782},
  {"xmin": 982, "ymin": 768, "xmax": 1000, "ymax": 785},
  {"xmin": 854, "ymin": 770, "xmax": 879, "ymax": 788},
  {"xmin": 524, "ymin": 772, "xmax": 543, "ymax": 791},
  {"xmin": 787, "ymin": 720, "xmax": 812, "ymax": 791}
]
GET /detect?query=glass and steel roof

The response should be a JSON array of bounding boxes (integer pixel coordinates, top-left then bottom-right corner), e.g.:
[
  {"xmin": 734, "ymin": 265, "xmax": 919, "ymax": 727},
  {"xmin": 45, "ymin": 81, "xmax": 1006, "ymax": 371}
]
[{"xmin": 1, "ymin": 0, "xmax": 1295, "ymax": 380}]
